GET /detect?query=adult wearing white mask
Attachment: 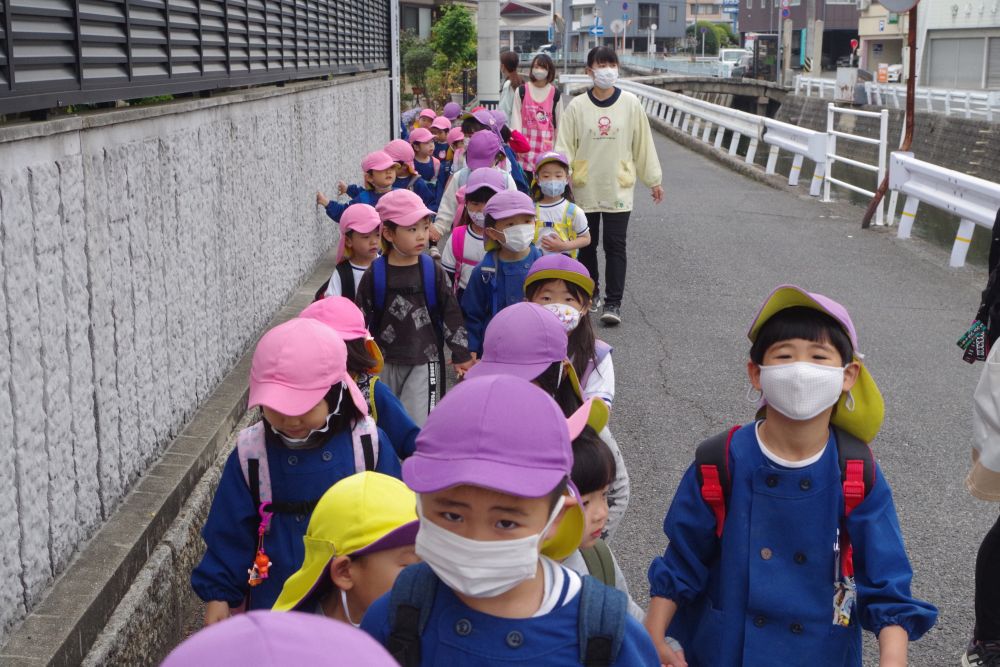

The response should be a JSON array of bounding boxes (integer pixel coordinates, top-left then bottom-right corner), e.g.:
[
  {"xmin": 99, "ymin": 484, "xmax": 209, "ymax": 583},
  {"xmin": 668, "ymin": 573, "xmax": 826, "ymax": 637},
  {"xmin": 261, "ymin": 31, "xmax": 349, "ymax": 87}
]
[
  {"xmin": 555, "ymin": 46, "xmax": 663, "ymax": 327},
  {"xmin": 510, "ymin": 54, "xmax": 564, "ymax": 183}
]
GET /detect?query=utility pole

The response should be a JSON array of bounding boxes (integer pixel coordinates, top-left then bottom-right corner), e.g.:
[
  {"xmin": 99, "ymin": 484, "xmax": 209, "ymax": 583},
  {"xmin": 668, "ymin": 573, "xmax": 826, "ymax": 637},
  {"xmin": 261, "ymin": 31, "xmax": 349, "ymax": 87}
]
[
  {"xmin": 477, "ymin": 0, "xmax": 501, "ymax": 108},
  {"xmin": 805, "ymin": 0, "xmax": 815, "ymax": 71}
]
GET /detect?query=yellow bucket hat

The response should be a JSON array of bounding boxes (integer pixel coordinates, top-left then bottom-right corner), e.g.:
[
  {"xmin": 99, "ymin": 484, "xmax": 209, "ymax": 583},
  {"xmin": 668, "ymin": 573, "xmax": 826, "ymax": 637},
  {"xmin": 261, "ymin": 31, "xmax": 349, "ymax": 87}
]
[
  {"xmin": 272, "ymin": 472, "xmax": 418, "ymax": 612},
  {"xmin": 748, "ymin": 285, "xmax": 885, "ymax": 444}
]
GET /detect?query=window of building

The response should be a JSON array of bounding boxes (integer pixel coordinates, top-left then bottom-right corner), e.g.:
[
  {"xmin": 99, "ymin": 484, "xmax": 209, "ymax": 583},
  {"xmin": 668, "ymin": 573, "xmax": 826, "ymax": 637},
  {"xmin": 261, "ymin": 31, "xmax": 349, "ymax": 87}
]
[
  {"xmin": 746, "ymin": 0, "xmax": 752, "ymax": 7},
  {"xmin": 668, "ymin": 5, "xmax": 678, "ymax": 21},
  {"xmin": 401, "ymin": 6, "xmax": 419, "ymax": 34},
  {"xmin": 639, "ymin": 3, "xmax": 660, "ymax": 29},
  {"xmin": 988, "ymin": 37, "xmax": 1000, "ymax": 88},
  {"xmin": 761, "ymin": 0, "xmax": 766, "ymax": 8}
]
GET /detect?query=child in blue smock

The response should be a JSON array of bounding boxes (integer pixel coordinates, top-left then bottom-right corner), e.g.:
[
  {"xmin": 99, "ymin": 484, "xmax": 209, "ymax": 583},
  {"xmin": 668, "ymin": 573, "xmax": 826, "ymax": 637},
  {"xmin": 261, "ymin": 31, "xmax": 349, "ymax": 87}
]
[
  {"xmin": 317, "ymin": 150, "xmax": 398, "ymax": 223},
  {"xmin": 461, "ymin": 189, "xmax": 542, "ymax": 356},
  {"xmin": 645, "ymin": 285, "xmax": 937, "ymax": 667},
  {"xmin": 360, "ymin": 375, "xmax": 660, "ymax": 666},
  {"xmin": 191, "ymin": 318, "xmax": 400, "ymax": 623},
  {"xmin": 299, "ymin": 296, "xmax": 420, "ymax": 459}
]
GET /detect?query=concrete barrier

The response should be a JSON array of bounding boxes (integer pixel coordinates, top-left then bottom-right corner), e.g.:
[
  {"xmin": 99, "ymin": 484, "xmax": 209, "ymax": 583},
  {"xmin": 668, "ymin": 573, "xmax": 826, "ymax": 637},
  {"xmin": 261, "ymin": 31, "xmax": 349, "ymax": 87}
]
[{"xmin": 0, "ymin": 72, "xmax": 391, "ymax": 661}]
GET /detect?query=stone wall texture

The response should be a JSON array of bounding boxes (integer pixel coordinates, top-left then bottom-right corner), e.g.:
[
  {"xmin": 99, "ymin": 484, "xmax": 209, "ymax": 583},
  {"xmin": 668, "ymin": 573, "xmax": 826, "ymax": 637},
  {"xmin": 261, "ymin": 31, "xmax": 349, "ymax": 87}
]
[{"xmin": 0, "ymin": 73, "xmax": 390, "ymax": 644}]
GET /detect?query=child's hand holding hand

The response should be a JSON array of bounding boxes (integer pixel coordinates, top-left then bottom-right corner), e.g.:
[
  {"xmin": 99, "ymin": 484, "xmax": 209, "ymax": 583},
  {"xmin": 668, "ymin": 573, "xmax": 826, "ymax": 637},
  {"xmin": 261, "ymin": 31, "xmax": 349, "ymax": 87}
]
[
  {"xmin": 653, "ymin": 640, "xmax": 686, "ymax": 667},
  {"xmin": 429, "ymin": 226, "xmax": 442, "ymax": 242},
  {"xmin": 204, "ymin": 600, "xmax": 232, "ymax": 626},
  {"xmin": 316, "ymin": 191, "xmax": 330, "ymax": 207},
  {"xmin": 540, "ymin": 235, "xmax": 567, "ymax": 252},
  {"xmin": 337, "ymin": 180, "xmax": 348, "ymax": 196},
  {"xmin": 453, "ymin": 358, "xmax": 476, "ymax": 378}
]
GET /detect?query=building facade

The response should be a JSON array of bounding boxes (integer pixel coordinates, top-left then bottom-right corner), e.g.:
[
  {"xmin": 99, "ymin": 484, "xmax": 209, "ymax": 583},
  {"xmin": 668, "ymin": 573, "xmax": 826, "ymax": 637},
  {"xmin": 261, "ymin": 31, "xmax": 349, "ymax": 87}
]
[
  {"xmin": 916, "ymin": 0, "xmax": 1000, "ymax": 89},
  {"xmin": 563, "ymin": 0, "xmax": 686, "ymax": 55},
  {"xmin": 858, "ymin": 1, "xmax": 909, "ymax": 74},
  {"xmin": 738, "ymin": 0, "xmax": 860, "ymax": 68}
]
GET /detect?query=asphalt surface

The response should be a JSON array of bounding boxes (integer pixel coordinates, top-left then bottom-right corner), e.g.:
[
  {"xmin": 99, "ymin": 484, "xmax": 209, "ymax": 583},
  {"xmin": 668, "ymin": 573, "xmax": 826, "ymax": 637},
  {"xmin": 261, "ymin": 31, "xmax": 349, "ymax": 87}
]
[{"xmin": 602, "ymin": 131, "xmax": 994, "ymax": 666}]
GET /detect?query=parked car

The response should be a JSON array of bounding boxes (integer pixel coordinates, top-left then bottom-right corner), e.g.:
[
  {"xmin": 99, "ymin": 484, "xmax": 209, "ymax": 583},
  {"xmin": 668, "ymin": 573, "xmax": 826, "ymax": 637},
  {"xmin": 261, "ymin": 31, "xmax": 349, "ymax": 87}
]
[
  {"xmin": 730, "ymin": 53, "xmax": 753, "ymax": 78},
  {"xmin": 887, "ymin": 64, "xmax": 903, "ymax": 82}
]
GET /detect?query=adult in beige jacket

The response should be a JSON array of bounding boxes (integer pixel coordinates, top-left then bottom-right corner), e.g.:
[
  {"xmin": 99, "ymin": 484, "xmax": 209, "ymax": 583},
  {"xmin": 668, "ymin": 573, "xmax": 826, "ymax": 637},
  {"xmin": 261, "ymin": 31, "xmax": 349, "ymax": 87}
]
[{"xmin": 555, "ymin": 45, "xmax": 663, "ymax": 327}]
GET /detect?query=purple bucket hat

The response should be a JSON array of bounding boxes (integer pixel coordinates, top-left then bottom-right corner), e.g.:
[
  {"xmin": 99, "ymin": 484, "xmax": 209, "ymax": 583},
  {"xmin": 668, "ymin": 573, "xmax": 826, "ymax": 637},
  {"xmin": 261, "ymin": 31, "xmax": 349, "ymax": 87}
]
[
  {"xmin": 161, "ymin": 611, "xmax": 397, "ymax": 666},
  {"xmin": 443, "ymin": 101, "xmax": 462, "ymax": 121},
  {"xmin": 465, "ymin": 303, "xmax": 568, "ymax": 383},
  {"xmin": 464, "ymin": 109, "xmax": 499, "ymax": 132},
  {"xmin": 490, "ymin": 109, "xmax": 508, "ymax": 128},
  {"xmin": 403, "ymin": 375, "xmax": 593, "ymax": 497},
  {"xmin": 466, "ymin": 130, "xmax": 504, "ymax": 170},
  {"xmin": 525, "ymin": 253, "xmax": 596, "ymax": 296},
  {"xmin": 466, "ymin": 167, "xmax": 508, "ymax": 195},
  {"xmin": 484, "ymin": 189, "xmax": 536, "ymax": 220}
]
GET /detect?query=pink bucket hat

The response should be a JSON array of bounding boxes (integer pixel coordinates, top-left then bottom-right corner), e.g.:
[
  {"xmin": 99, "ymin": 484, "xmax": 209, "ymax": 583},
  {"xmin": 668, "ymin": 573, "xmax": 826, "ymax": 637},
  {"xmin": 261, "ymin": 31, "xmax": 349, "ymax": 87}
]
[
  {"xmin": 418, "ymin": 108, "xmax": 437, "ymax": 120},
  {"xmin": 485, "ymin": 189, "xmax": 535, "ymax": 220},
  {"xmin": 300, "ymin": 296, "xmax": 370, "ymax": 341},
  {"xmin": 361, "ymin": 150, "xmax": 395, "ymax": 182},
  {"xmin": 431, "ymin": 116, "xmax": 452, "ymax": 132},
  {"xmin": 447, "ymin": 127, "xmax": 465, "ymax": 144},
  {"xmin": 443, "ymin": 102, "xmax": 462, "ymax": 120},
  {"xmin": 335, "ymin": 203, "xmax": 381, "ymax": 263},
  {"xmin": 384, "ymin": 139, "xmax": 415, "ymax": 169},
  {"xmin": 161, "ymin": 611, "xmax": 397, "ymax": 667},
  {"xmin": 249, "ymin": 318, "xmax": 368, "ymax": 418},
  {"xmin": 466, "ymin": 130, "xmax": 504, "ymax": 170},
  {"xmin": 375, "ymin": 189, "xmax": 434, "ymax": 227},
  {"xmin": 300, "ymin": 297, "xmax": 384, "ymax": 374},
  {"xmin": 408, "ymin": 127, "xmax": 434, "ymax": 144},
  {"xmin": 466, "ymin": 167, "xmax": 507, "ymax": 195}
]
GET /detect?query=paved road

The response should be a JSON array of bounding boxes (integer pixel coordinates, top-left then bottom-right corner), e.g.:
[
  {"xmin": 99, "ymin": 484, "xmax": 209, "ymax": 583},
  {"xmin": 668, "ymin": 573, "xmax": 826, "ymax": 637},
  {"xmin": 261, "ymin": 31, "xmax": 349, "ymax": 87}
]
[{"xmin": 604, "ymin": 132, "xmax": 992, "ymax": 665}]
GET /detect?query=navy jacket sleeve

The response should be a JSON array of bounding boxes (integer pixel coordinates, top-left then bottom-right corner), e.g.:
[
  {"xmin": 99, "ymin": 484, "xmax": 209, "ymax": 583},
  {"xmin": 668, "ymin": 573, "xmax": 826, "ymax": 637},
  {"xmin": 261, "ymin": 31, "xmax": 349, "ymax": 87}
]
[
  {"xmin": 849, "ymin": 465, "xmax": 938, "ymax": 639},
  {"xmin": 460, "ymin": 264, "xmax": 492, "ymax": 357},
  {"xmin": 325, "ymin": 199, "xmax": 349, "ymax": 222},
  {"xmin": 374, "ymin": 380, "xmax": 420, "ymax": 459},
  {"xmin": 412, "ymin": 178, "xmax": 437, "ymax": 211},
  {"xmin": 374, "ymin": 426, "xmax": 403, "ymax": 479},
  {"xmin": 360, "ymin": 590, "xmax": 392, "ymax": 644},
  {"xmin": 190, "ymin": 450, "xmax": 257, "ymax": 606},
  {"xmin": 647, "ymin": 463, "xmax": 720, "ymax": 604},
  {"xmin": 616, "ymin": 615, "xmax": 662, "ymax": 666},
  {"xmin": 347, "ymin": 183, "xmax": 362, "ymax": 199}
]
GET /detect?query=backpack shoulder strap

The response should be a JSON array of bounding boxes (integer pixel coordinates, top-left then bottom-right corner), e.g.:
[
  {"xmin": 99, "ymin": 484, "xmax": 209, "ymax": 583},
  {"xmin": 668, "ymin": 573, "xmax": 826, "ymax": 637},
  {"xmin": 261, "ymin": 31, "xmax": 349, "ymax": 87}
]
[
  {"xmin": 336, "ymin": 261, "xmax": 356, "ymax": 302},
  {"xmin": 518, "ymin": 83, "xmax": 526, "ymax": 102},
  {"xmin": 694, "ymin": 426, "xmax": 740, "ymax": 538},
  {"xmin": 350, "ymin": 416, "xmax": 380, "ymax": 472},
  {"xmin": 388, "ymin": 562, "xmax": 439, "ymax": 667},
  {"xmin": 419, "ymin": 254, "xmax": 439, "ymax": 319},
  {"xmin": 835, "ymin": 428, "xmax": 875, "ymax": 515},
  {"xmin": 237, "ymin": 422, "xmax": 271, "ymax": 510},
  {"xmin": 372, "ymin": 256, "xmax": 387, "ymax": 312},
  {"xmin": 407, "ymin": 174, "xmax": 421, "ymax": 191},
  {"xmin": 580, "ymin": 540, "xmax": 616, "ymax": 587},
  {"xmin": 578, "ymin": 574, "xmax": 628, "ymax": 667}
]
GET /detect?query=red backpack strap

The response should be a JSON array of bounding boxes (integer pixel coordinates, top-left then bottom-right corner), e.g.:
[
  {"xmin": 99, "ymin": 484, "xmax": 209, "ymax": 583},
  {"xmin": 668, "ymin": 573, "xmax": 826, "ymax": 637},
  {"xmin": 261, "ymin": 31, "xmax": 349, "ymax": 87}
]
[
  {"xmin": 694, "ymin": 426, "xmax": 740, "ymax": 538},
  {"xmin": 835, "ymin": 428, "xmax": 875, "ymax": 578}
]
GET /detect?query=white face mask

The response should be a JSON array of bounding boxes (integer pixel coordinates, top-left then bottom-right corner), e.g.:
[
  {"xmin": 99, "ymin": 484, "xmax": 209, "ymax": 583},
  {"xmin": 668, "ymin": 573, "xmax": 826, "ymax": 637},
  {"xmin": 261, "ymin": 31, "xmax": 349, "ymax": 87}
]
[
  {"xmin": 498, "ymin": 223, "xmax": 535, "ymax": 253},
  {"xmin": 591, "ymin": 66, "xmax": 619, "ymax": 90},
  {"xmin": 531, "ymin": 68, "xmax": 549, "ymax": 82},
  {"xmin": 340, "ymin": 589, "xmax": 360, "ymax": 628},
  {"xmin": 273, "ymin": 386, "xmax": 343, "ymax": 448},
  {"xmin": 468, "ymin": 210, "xmax": 486, "ymax": 225},
  {"xmin": 539, "ymin": 179, "xmax": 567, "ymax": 198},
  {"xmin": 759, "ymin": 362, "xmax": 845, "ymax": 421},
  {"xmin": 543, "ymin": 303, "xmax": 582, "ymax": 332},
  {"xmin": 415, "ymin": 496, "xmax": 564, "ymax": 599}
]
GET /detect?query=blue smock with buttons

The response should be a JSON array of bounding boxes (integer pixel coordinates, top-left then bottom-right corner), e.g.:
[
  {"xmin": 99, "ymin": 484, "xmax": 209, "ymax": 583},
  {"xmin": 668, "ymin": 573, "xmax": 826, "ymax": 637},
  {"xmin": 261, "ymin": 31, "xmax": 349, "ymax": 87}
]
[
  {"xmin": 360, "ymin": 577, "xmax": 660, "ymax": 665},
  {"xmin": 647, "ymin": 423, "xmax": 937, "ymax": 667},
  {"xmin": 190, "ymin": 422, "xmax": 401, "ymax": 611},
  {"xmin": 461, "ymin": 246, "xmax": 543, "ymax": 356}
]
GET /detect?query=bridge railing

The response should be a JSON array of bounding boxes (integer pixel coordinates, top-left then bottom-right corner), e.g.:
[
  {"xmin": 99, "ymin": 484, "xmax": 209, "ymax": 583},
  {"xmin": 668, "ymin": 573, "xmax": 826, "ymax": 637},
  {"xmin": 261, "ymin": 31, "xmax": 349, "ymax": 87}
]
[
  {"xmin": 890, "ymin": 152, "xmax": 1000, "ymax": 267},
  {"xmin": 560, "ymin": 75, "xmax": 829, "ymax": 196},
  {"xmin": 825, "ymin": 104, "xmax": 889, "ymax": 226},
  {"xmin": 795, "ymin": 75, "xmax": 1000, "ymax": 120},
  {"xmin": 620, "ymin": 55, "xmax": 730, "ymax": 78}
]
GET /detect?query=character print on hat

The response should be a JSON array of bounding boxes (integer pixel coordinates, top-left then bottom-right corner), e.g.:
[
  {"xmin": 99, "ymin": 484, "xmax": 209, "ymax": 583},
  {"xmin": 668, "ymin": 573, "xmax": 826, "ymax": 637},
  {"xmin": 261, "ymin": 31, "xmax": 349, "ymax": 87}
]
[
  {"xmin": 412, "ymin": 306, "xmax": 431, "ymax": 330},
  {"xmin": 389, "ymin": 295, "xmax": 413, "ymax": 321}
]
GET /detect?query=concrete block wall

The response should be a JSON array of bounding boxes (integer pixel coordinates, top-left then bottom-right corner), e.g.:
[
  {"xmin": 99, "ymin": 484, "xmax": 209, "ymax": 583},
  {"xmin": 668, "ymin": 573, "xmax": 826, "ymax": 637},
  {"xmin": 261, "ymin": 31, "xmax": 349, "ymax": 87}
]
[{"xmin": 0, "ymin": 73, "xmax": 390, "ymax": 644}]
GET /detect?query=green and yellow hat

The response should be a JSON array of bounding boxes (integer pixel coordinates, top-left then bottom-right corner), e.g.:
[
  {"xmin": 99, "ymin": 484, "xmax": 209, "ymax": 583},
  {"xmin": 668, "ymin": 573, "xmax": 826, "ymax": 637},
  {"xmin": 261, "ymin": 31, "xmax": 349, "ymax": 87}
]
[
  {"xmin": 748, "ymin": 285, "xmax": 885, "ymax": 443},
  {"xmin": 272, "ymin": 472, "xmax": 418, "ymax": 612}
]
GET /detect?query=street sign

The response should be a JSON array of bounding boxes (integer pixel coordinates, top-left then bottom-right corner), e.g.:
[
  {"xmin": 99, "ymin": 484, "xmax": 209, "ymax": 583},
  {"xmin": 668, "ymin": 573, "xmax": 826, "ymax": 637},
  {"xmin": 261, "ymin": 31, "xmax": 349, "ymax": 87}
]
[
  {"xmin": 781, "ymin": 8, "xmax": 789, "ymax": 17},
  {"xmin": 850, "ymin": 38, "xmax": 859, "ymax": 49},
  {"xmin": 548, "ymin": 24, "xmax": 555, "ymax": 41},
  {"xmin": 591, "ymin": 24, "xmax": 605, "ymax": 36},
  {"xmin": 623, "ymin": 12, "xmax": 628, "ymax": 20},
  {"xmin": 701, "ymin": 26, "xmax": 707, "ymax": 33}
]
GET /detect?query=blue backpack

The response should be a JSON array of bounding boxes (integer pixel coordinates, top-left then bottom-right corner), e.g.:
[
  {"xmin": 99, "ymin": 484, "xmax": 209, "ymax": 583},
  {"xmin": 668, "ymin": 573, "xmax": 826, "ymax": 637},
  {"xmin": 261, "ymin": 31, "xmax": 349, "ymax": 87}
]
[
  {"xmin": 370, "ymin": 254, "xmax": 448, "ymax": 398},
  {"xmin": 504, "ymin": 144, "xmax": 531, "ymax": 194},
  {"xmin": 386, "ymin": 562, "xmax": 628, "ymax": 667}
]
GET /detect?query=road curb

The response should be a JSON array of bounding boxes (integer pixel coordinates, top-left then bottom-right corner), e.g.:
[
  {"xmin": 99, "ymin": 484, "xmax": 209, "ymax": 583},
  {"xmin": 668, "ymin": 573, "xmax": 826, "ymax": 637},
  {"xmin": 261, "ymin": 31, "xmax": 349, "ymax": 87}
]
[{"xmin": 0, "ymin": 248, "xmax": 338, "ymax": 667}]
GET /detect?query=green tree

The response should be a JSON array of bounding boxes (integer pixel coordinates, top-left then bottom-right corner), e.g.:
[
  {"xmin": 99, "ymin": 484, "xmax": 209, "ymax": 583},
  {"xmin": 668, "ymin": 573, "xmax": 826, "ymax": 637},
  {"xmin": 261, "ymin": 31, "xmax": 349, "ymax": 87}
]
[
  {"xmin": 686, "ymin": 21, "xmax": 720, "ymax": 55},
  {"xmin": 404, "ymin": 43, "xmax": 436, "ymax": 93},
  {"xmin": 431, "ymin": 4, "xmax": 477, "ymax": 68}
]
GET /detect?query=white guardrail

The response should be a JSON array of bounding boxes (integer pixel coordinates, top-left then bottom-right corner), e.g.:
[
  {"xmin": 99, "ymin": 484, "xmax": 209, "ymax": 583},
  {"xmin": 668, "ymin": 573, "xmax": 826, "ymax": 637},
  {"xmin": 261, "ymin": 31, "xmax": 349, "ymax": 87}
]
[
  {"xmin": 890, "ymin": 152, "xmax": 1000, "ymax": 267},
  {"xmin": 559, "ymin": 75, "xmax": 829, "ymax": 195},
  {"xmin": 795, "ymin": 75, "xmax": 1000, "ymax": 120},
  {"xmin": 825, "ymin": 104, "xmax": 889, "ymax": 226}
]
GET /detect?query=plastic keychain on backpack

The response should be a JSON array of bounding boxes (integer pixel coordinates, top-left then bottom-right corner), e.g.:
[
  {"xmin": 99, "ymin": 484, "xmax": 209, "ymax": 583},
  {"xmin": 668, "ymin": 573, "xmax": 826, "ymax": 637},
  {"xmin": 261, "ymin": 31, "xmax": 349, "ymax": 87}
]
[
  {"xmin": 958, "ymin": 320, "xmax": 989, "ymax": 364},
  {"xmin": 248, "ymin": 504, "xmax": 274, "ymax": 587}
]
